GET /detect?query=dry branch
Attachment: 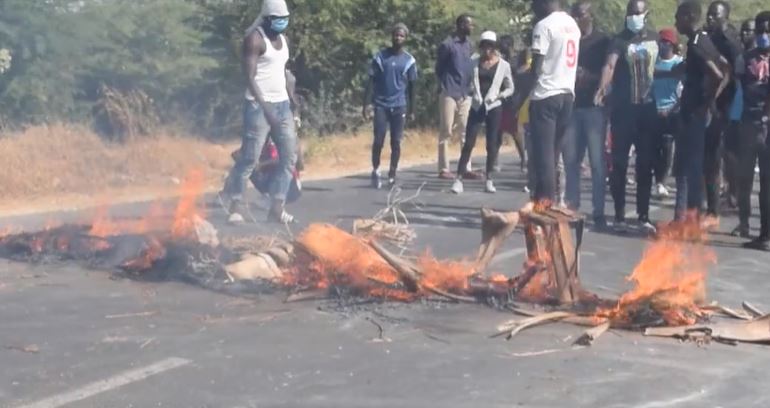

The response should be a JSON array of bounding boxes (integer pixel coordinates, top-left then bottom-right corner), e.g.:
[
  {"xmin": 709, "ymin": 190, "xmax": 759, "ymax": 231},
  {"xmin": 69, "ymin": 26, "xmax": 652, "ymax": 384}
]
[
  {"xmin": 285, "ymin": 289, "xmax": 329, "ymax": 303},
  {"xmin": 373, "ymin": 182, "xmax": 426, "ymax": 225},
  {"xmin": 492, "ymin": 311, "xmax": 576, "ymax": 340},
  {"xmin": 105, "ymin": 311, "xmax": 159, "ymax": 319},
  {"xmin": 573, "ymin": 321, "xmax": 611, "ymax": 346},
  {"xmin": 644, "ymin": 315, "xmax": 770, "ymax": 344},
  {"xmin": 504, "ymin": 305, "xmax": 609, "ymax": 327},
  {"xmin": 701, "ymin": 304, "xmax": 753, "ymax": 320},
  {"xmin": 423, "ymin": 283, "xmax": 477, "ymax": 303},
  {"xmin": 742, "ymin": 302, "xmax": 765, "ymax": 318},
  {"xmin": 369, "ymin": 240, "xmax": 421, "ymax": 292}
]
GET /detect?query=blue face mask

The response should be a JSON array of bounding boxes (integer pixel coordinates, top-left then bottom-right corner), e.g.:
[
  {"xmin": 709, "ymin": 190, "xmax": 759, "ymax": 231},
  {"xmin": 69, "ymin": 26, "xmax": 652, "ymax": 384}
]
[
  {"xmin": 758, "ymin": 33, "xmax": 770, "ymax": 50},
  {"xmin": 270, "ymin": 17, "xmax": 289, "ymax": 33},
  {"xmin": 626, "ymin": 14, "xmax": 646, "ymax": 34}
]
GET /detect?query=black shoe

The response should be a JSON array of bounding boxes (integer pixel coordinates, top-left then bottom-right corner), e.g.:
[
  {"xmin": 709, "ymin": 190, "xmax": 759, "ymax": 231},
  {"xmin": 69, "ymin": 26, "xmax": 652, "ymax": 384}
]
[
  {"xmin": 743, "ymin": 237, "xmax": 770, "ymax": 251},
  {"xmin": 387, "ymin": 171, "xmax": 397, "ymax": 187},
  {"xmin": 731, "ymin": 224, "xmax": 750, "ymax": 238},
  {"xmin": 613, "ymin": 218, "xmax": 628, "ymax": 234},
  {"xmin": 371, "ymin": 170, "xmax": 382, "ymax": 189},
  {"xmin": 592, "ymin": 217, "xmax": 608, "ymax": 232}
]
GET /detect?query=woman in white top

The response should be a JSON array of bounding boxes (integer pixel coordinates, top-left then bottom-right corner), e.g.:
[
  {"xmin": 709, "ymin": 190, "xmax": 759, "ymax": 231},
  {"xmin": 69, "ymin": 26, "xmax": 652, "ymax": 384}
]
[{"xmin": 451, "ymin": 31, "xmax": 514, "ymax": 194}]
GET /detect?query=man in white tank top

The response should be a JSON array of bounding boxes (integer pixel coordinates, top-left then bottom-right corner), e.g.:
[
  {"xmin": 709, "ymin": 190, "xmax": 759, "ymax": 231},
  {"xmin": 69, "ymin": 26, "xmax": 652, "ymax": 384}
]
[{"xmin": 221, "ymin": 0, "xmax": 298, "ymax": 224}]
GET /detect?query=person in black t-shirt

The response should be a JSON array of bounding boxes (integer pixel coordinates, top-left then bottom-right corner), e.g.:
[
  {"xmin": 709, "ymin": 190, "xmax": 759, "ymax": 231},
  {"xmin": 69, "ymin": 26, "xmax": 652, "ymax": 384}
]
[
  {"xmin": 700, "ymin": 1, "xmax": 744, "ymax": 228},
  {"xmin": 594, "ymin": 0, "xmax": 659, "ymax": 234},
  {"xmin": 674, "ymin": 0, "xmax": 731, "ymax": 221},
  {"xmin": 496, "ymin": 34, "xmax": 527, "ymax": 173},
  {"xmin": 563, "ymin": 0, "xmax": 610, "ymax": 229},
  {"xmin": 735, "ymin": 11, "xmax": 770, "ymax": 250}
]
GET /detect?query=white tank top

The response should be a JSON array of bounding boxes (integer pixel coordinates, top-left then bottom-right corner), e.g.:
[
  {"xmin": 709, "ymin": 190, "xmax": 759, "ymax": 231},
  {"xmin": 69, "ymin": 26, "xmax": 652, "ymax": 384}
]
[{"xmin": 245, "ymin": 27, "xmax": 289, "ymax": 103}]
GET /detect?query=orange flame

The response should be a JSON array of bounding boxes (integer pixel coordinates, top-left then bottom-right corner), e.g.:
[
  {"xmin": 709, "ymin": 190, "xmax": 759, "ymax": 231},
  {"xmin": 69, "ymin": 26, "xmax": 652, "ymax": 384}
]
[
  {"xmin": 602, "ymin": 216, "xmax": 714, "ymax": 325},
  {"xmin": 121, "ymin": 237, "xmax": 165, "ymax": 272},
  {"xmin": 171, "ymin": 168, "xmax": 206, "ymax": 239},
  {"xmin": 291, "ymin": 224, "xmax": 403, "ymax": 296},
  {"xmin": 89, "ymin": 202, "xmax": 167, "ymax": 237},
  {"xmin": 417, "ymin": 252, "xmax": 474, "ymax": 293},
  {"xmin": 87, "ymin": 168, "xmax": 205, "ymax": 240}
]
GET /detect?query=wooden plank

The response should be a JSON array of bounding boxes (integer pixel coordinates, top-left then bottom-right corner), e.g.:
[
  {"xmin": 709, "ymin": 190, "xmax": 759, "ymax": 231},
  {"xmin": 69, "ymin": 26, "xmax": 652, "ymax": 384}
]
[{"xmin": 548, "ymin": 225, "xmax": 572, "ymax": 303}]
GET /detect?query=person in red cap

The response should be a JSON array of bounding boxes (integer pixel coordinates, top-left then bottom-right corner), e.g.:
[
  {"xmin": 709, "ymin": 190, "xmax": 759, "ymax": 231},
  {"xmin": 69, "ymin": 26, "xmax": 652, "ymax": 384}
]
[{"xmin": 651, "ymin": 28, "xmax": 684, "ymax": 201}]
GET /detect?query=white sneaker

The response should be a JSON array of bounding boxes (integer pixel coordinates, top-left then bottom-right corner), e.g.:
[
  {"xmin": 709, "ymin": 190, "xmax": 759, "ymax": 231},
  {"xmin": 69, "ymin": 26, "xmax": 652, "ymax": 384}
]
[
  {"xmin": 656, "ymin": 183, "xmax": 670, "ymax": 198},
  {"xmin": 557, "ymin": 194, "xmax": 567, "ymax": 209},
  {"xmin": 451, "ymin": 179, "xmax": 464, "ymax": 194},
  {"xmin": 523, "ymin": 185, "xmax": 530, "ymax": 193},
  {"xmin": 639, "ymin": 219, "xmax": 658, "ymax": 236},
  {"xmin": 485, "ymin": 179, "xmax": 497, "ymax": 193},
  {"xmin": 227, "ymin": 212, "xmax": 245, "ymax": 224}
]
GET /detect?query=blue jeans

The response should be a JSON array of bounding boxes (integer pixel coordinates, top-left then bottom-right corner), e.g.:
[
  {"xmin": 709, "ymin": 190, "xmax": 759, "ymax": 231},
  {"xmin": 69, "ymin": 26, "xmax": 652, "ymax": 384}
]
[
  {"xmin": 674, "ymin": 111, "xmax": 709, "ymax": 219},
  {"xmin": 563, "ymin": 106, "xmax": 607, "ymax": 220},
  {"xmin": 226, "ymin": 100, "xmax": 297, "ymax": 202}
]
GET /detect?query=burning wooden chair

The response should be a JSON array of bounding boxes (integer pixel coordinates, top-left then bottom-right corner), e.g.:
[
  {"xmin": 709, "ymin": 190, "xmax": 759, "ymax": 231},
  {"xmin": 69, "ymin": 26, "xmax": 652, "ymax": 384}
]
[{"xmin": 516, "ymin": 207, "xmax": 585, "ymax": 305}]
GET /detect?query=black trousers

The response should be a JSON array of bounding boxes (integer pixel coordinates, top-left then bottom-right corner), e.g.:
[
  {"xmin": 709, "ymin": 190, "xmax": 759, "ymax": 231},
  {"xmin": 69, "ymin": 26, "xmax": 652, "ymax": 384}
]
[
  {"xmin": 724, "ymin": 120, "xmax": 741, "ymax": 199},
  {"xmin": 457, "ymin": 105, "xmax": 502, "ymax": 177},
  {"xmin": 704, "ymin": 114, "xmax": 728, "ymax": 216},
  {"xmin": 529, "ymin": 93, "xmax": 573, "ymax": 203},
  {"xmin": 609, "ymin": 103, "xmax": 658, "ymax": 221},
  {"xmin": 736, "ymin": 122, "xmax": 770, "ymax": 238},
  {"xmin": 372, "ymin": 106, "xmax": 406, "ymax": 178},
  {"xmin": 654, "ymin": 113, "xmax": 677, "ymax": 186}
]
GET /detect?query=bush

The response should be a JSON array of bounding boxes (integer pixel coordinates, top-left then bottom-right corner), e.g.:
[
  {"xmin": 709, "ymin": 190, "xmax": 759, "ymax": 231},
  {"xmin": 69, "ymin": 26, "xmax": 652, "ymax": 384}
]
[{"xmin": 0, "ymin": 0, "xmax": 766, "ymax": 139}]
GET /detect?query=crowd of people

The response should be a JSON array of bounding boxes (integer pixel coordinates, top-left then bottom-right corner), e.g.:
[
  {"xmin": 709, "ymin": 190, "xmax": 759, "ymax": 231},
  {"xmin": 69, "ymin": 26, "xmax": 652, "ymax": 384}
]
[{"xmin": 218, "ymin": 0, "xmax": 770, "ymax": 251}]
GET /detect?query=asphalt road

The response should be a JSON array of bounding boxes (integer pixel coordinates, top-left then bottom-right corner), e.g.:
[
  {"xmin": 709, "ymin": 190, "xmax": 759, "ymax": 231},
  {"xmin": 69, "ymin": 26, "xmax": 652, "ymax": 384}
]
[{"xmin": 2, "ymin": 156, "xmax": 770, "ymax": 408}]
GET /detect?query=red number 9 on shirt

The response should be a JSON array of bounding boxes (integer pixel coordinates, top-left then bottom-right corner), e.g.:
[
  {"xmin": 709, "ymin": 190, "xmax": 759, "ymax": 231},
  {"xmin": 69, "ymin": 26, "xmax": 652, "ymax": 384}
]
[{"xmin": 566, "ymin": 39, "xmax": 577, "ymax": 68}]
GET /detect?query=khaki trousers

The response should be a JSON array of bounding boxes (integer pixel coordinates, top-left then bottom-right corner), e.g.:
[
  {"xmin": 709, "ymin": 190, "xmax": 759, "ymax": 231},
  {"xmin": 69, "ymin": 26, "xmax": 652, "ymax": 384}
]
[{"xmin": 438, "ymin": 91, "xmax": 472, "ymax": 172}]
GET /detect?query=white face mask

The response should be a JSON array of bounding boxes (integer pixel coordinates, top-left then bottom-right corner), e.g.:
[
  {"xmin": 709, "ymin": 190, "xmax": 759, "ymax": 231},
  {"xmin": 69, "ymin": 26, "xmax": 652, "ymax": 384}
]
[{"xmin": 626, "ymin": 14, "xmax": 646, "ymax": 33}]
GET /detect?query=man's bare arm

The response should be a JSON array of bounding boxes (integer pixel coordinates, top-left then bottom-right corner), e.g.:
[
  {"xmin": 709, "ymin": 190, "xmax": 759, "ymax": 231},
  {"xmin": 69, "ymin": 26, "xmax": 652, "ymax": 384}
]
[
  {"xmin": 286, "ymin": 70, "xmax": 298, "ymax": 109},
  {"xmin": 510, "ymin": 54, "xmax": 544, "ymax": 114},
  {"xmin": 594, "ymin": 53, "xmax": 619, "ymax": 106},
  {"xmin": 362, "ymin": 77, "xmax": 373, "ymax": 120},
  {"xmin": 243, "ymin": 31, "xmax": 279, "ymax": 125},
  {"xmin": 701, "ymin": 57, "xmax": 729, "ymax": 114}
]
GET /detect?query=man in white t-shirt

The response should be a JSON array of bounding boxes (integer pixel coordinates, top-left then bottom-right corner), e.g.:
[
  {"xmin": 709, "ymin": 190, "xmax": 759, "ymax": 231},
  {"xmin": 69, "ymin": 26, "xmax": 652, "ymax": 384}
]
[{"xmin": 511, "ymin": 0, "xmax": 580, "ymax": 205}]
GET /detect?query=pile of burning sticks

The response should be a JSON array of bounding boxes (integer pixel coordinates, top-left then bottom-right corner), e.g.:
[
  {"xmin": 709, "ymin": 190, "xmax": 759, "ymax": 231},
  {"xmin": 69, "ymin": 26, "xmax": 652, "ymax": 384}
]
[{"xmin": 2, "ymin": 194, "xmax": 769, "ymax": 347}]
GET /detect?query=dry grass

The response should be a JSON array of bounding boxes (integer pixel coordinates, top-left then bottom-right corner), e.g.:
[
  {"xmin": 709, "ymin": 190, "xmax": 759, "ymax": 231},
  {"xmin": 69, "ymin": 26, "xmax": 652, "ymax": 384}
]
[{"xmin": 0, "ymin": 123, "xmax": 499, "ymax": 215}]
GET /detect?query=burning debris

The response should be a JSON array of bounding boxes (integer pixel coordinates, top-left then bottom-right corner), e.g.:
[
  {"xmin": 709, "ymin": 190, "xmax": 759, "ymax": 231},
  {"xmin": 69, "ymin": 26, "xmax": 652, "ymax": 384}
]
[{"xmin": 1, "ymin": 183, "xmax": 769, "ymax": 348}]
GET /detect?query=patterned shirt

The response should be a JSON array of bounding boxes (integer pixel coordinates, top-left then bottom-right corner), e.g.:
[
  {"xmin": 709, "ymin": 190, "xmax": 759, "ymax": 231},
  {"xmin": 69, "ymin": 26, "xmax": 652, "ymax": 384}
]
[{"xmin": 609, "ymin": 28, "xmax": 659, "ymax": 106}]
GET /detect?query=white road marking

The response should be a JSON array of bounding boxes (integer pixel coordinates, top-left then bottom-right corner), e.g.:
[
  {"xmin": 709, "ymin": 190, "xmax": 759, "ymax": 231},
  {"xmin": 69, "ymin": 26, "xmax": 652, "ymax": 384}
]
[{"xmin": 15, "ymin": 357, "xmax": 192, "ymax": 408}]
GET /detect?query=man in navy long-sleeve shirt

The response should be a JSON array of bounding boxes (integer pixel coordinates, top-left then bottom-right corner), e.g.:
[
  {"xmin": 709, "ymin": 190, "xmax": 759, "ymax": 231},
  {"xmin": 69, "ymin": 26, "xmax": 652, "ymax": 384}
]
[{"xmin": 436, "ymin": 14, "xmax": 475, "ymax": 179}]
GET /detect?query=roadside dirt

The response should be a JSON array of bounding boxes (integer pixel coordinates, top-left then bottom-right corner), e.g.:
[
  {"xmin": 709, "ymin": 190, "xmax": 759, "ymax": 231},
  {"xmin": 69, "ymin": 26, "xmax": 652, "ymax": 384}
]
[{"xmin": 0, "ymin": 124, "xmax": 511, "ymax": 217}]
